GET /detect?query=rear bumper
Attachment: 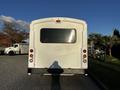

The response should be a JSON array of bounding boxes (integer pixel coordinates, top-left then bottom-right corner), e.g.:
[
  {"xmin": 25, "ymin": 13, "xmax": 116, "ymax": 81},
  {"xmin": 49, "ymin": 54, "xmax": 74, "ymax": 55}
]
[{"xmin": 27, "ymin": 68, "xmax": 86, "ymax": 75}]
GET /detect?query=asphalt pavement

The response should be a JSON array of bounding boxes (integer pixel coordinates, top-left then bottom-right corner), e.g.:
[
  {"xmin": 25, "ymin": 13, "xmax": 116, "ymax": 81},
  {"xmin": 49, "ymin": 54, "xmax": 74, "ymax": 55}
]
[{"xmin": 0, "ymin": 55, "xmax": 101, "ymax": 90}]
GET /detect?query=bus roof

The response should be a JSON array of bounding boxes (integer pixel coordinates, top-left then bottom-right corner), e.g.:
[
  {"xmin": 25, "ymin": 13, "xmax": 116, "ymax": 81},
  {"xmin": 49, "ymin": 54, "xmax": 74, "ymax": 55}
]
[{"xmin": 31, "ymin": 17, "xmax": 87, "ymax": 25}]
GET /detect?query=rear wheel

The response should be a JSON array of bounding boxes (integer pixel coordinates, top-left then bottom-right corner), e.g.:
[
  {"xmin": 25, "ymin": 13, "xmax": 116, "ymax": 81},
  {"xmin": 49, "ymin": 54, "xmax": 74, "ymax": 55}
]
[
  {"xmin": 8, "ymin": 51, "xmax": 14, "ymax": 56},
  {"xmin": 28, "ymin": 68, "xmax": 32, "ymax": 75}
]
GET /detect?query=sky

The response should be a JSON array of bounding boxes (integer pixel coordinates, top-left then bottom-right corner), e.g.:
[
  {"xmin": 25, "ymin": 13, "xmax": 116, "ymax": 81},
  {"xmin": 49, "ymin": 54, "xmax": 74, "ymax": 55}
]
[{"xmin": 0, "ymin": 0, "xmax": 120, "ymax": 35}]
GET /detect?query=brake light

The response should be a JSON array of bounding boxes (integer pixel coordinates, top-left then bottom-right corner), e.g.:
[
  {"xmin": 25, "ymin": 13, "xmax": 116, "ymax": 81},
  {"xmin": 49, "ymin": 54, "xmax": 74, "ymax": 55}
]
[
  {"xmin": 30, "ymin": 54, "xmax": 33, "ymax": 57},
  {"xmin": 82, "ymin": 49, "xmax": 87, "ymax": 63},
  {"xmin": 30, "ymin": 59, "xmax": 33, "ymax": 62},
  {"xmin": 83, "ymin": 49, "xmax": 87, "ymax": 53},
  {"xmin": 83, "ymin": 59, "xmax": 87, "ymax": 63},
  {"xmin": 29, "ymin": 49, "xmax": 34, "ymax": 63},
  {"xmin": 83, "ymin": 54, "xmax": 87, "ymax": 58},
  {"xmin": 30, "ymin": 49, "xmax": 33, "ymax": 53}
]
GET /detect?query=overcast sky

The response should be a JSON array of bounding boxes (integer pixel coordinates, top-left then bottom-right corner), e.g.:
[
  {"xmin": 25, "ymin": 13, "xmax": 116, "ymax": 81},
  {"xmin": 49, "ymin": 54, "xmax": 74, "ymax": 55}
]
[{"xmin": 0, "ymin": 0, "xmax": 120, "ymax": 35}]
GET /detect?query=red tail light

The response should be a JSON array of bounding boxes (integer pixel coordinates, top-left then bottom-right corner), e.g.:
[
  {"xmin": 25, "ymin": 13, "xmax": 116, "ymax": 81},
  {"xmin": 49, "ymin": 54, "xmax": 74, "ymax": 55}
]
[
  {"xmin": 30, "ymin": 54, "xmax": 33, "ymax": 57},
  {"xmin": 83, "ymin": 54, "xmax": 87, "ymax": 58},
  {"xmin": 82, "ymin": 49, "xmax": 87, "ymax": 63},
  {"xmin": 30, "ymin": 49, "xmax": 33, "ymax": 53},
  {"xmin": 83, "ymin": 59, "xmax": 87, "ymax": 63},
  {"xmin": 30, "ymin": 59, "xmax": 33, "ymax": 62},
  {"xmin": 29, "ymin": 49, "xmax": 34, "ymax": 63},
  {"xmin": 83, "ymin": 49, "xmax": 87, "ymax": 53}
]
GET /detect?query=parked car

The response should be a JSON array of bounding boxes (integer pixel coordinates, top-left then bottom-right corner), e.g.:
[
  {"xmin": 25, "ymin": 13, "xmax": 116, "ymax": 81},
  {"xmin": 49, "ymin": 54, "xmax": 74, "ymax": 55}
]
[{"xmin": 0, "ymin": 47, "xmax": 5, "ymax": 55}]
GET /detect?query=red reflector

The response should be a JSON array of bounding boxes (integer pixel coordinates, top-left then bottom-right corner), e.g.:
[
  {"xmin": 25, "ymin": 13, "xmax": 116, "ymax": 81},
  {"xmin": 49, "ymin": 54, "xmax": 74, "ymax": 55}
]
[
  {"xmin": 83, "ymin": 59, "xmax": 87, "ymax": 63},
  {"xmin": 30, "ymin": 49, "xmax": 33, "ymax": 52},
  {"xmin": 56, "ymin": 20, "xmax": 61, "ymax": 23},
  {"xmin": 83, "ymin": 49, "xmax": 87, "ymax": 53},
  {"xmin": 30, "ymin": 59, "xmax": 33, "ymax": 62},
  {"xmin": 83, "ymin": 54, "xmax": 87, "ymax": 58},
  {"xmin": 30, "ymin": 54, "xmax": 33, "ymax": 57}
]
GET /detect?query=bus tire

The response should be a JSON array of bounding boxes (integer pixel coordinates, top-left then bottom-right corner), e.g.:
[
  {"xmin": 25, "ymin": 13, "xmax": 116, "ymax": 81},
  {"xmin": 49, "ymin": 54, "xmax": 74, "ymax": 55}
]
[{"xmin": 28, "ymin": 68, "xmax": 32, "ymax": 75}]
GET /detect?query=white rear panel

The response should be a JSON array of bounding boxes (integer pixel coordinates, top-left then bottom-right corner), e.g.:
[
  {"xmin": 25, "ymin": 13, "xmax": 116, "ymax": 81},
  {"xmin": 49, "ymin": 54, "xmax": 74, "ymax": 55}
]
[{"xmin": 29, "ymin": 17, "xmax": 87, "ymax": 69}]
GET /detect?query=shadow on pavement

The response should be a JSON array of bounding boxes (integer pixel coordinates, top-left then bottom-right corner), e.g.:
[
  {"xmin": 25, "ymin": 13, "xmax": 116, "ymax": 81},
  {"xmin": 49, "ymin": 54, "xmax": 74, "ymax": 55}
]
[{"xmin": 47, "ymin": 61, "xmax": 63, "ymax": 90}]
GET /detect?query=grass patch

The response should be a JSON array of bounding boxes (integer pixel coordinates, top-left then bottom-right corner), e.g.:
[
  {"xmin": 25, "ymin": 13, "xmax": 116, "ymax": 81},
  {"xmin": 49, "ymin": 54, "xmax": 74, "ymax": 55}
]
[{"xmin": 105, "ymin": 55, "xmax": 120, "ymax": 66}]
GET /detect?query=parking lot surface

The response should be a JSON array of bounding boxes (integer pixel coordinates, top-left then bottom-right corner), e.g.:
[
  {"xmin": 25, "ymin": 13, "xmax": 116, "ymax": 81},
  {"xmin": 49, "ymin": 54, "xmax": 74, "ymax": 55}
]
[{"xmin": 0, "ymin": 55, "xmax": 100, "ymax": 90}]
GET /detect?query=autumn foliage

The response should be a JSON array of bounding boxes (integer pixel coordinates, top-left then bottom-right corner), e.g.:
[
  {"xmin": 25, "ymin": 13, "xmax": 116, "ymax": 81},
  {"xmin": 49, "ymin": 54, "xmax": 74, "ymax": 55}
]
[{"xmin": 0, "ymin": 22, "xmax": 29, "ymax": 47}]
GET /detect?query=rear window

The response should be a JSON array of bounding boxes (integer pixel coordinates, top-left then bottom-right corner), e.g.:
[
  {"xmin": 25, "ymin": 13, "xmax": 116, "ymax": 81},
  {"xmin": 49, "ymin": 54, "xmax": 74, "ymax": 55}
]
[{"xmin": 40, "ymin": 28, "xmax": 76, "ymax": 43}]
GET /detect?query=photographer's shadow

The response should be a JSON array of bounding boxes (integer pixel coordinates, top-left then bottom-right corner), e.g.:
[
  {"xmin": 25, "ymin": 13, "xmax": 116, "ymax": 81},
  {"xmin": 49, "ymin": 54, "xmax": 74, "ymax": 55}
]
[{"xmin": 47, "ymin": 61, "xmax": 63, "ymax": 90}]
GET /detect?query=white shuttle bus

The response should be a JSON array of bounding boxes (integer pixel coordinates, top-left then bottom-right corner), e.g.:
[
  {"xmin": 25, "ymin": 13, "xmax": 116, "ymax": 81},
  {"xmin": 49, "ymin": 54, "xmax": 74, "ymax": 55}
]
[{"xmin": 28, "ymin": 17, "xmax": 88, "ymax": 75}]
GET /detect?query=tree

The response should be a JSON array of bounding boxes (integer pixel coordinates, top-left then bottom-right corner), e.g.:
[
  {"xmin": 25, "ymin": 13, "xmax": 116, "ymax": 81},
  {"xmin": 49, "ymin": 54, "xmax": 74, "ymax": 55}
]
[
  {"xmin": 0, "ymin": 32, "xmax": 11, "ymax": 47},
  {"xmin": 88, "ymin": 33, "xmax": 113, "ymax": 57},
  {"xmin": 88, "ymin": 33, "xmax": 105, "ymax": 58},
  {"xmin": 88, "ymin": 33, "xmax": 103, "ymax": 49},
  {"xmin": 3, "ymin": 22, "xmax": 28, "ymax": 45},
  {"xmin": 107, "ymin": 29, "xmax": 120, "ymax": 56},
  {"xmin": 113, "ymin": 29, "xmax": 120, "ymax": 38}
]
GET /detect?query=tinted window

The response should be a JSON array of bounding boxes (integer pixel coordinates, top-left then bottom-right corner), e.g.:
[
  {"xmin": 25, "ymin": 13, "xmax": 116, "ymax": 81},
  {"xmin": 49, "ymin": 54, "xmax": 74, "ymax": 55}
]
[{"xmin": 40, "ymin": 28, "xmax": 76, "ymax": 43}]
